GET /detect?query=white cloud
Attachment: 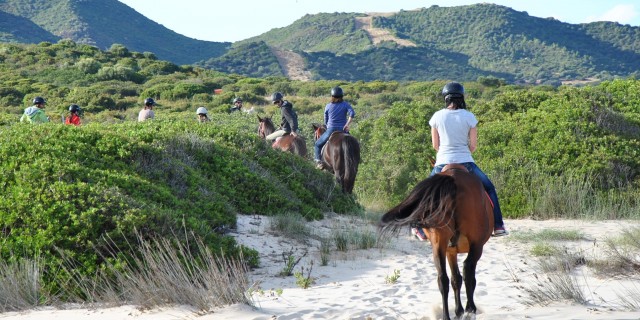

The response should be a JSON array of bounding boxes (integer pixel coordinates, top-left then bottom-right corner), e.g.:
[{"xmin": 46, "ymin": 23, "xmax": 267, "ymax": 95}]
[{"xmin": 588, "ymin": 4, "xmax": 638, "ymax": 24}]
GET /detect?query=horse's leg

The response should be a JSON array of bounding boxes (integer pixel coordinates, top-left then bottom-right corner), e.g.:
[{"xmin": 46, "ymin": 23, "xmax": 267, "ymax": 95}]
[
  {"xmin": 432, "ymin": 241, "xmax": 451, "ymax": 320},
  {"xmin": 463, "ymin": 243, "xmax": 483, "ymax": 314},
  {"xmin": 447, "ymin": 250, "xmax": 464, "ymax": 318}
]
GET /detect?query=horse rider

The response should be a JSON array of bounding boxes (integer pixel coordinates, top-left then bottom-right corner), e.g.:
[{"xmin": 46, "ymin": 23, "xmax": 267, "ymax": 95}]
[
  {"xmin": 196, "ymin": 106, "xmax": 210, "ymax": 122},
  {"xmin": 230, "ymin": 97, "xmax": 243, "ymax": 112},
  {"xmin": 20, "ymin": 96, "xmax": 49, "ymax": 124},
  {"xmin": 65, "ymin": 104, "xmax": 82, "ymax": 126},
  {"xmin": 266, "ymin": 92, "xmax": 299, "ymax": 142},
  {"xmin": 138, "ymin": 98, "xmax": 156, "ymax": 122},
  {"xmin": 428, "ymin": 82, "xmax": 508, "ymax": 237},
  {"xmin": 314, "ymin": 86, "xmax": 355, "ymax": 169}
]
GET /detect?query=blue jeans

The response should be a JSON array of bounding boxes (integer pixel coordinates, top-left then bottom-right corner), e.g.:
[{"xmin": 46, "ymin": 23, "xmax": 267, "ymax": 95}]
[
  {"xmin": 430, "ymin": 162, "xmax": 504, "ymax": 228},
  {"xmin": 314, "ymin": 127, "xmax": 342, "ymax": 161}
]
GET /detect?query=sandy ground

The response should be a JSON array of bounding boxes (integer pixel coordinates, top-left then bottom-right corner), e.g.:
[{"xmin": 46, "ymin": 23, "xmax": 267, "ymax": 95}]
[{"xmin": 2, "ymin": 215, "xmax": 639, "ymax": 320}]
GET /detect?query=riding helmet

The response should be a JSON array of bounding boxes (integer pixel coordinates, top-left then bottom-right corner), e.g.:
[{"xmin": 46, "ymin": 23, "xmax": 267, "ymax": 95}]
[
  {"xmin": 196, "ymin": 106, "xmax": 208, "ymax": 115},
  {"xmin": 144, "ymin": 97, "xmax": 156, "ymax": 106},
  {"xmin": 271, "ymin": 92, "xmax": 283, "ymax": 102},
  {"xmin": 233, "ymin": 97, "xmax": 243, "ymax": 103},
  {"xmin": 331, "ymin": 86, "xmax": 344, "ymax": 97},
  {"xmin": 33, "ymin": 96, "xmax": 46, "ymax": 105},
  {"xmin": 441, "ymin": 82, "xmax": 465, "ymax": 99},
  {"xmin": 69, "ymin": 104, "xmax": 81, "ymax": 113}
]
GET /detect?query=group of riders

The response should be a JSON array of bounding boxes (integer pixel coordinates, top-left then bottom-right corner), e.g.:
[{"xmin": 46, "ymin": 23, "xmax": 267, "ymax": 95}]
[
  {"xmin": 20, "ymin": 96, "xmax": 82, "ymax": 125},
  {"xmin": 20, "ymin": 82, "xmax": 508, "ymax": 237}
]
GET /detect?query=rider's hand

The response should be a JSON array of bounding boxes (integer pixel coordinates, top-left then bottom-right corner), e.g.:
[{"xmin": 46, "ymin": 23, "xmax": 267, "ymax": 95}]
[
  {"xmin": 291, "ymin": 131, "xmax": 298, "ymax": 137},
  {"xmin": 343, "ymin": 124, "xmax": 349, "ymax": 132}
]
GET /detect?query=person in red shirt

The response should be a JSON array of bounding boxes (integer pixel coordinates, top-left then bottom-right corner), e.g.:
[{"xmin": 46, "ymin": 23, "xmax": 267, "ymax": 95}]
[{"xmin": 65, "ymin": 104, "xmax": 81, "ymax": 126}]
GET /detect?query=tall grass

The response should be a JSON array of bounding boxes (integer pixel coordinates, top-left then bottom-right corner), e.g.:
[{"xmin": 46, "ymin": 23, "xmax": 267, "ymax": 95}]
[
  {"xmin": 65, "ymin": 234, "xmax": 253, "ymax": 311},
  {"xmin": 522, "ymin": 255, "xmax": 588, "ymax": 306},
  {"xmin": 0, "ymin": 234, "xmax": 252, "ymax": 313},
  {"xmin": 269, "ymin": 212, "xmax": 311, "ymax": 242},
  {"xmin": 0, "ymin": 257, "xmax": 46, "ymax": 312},
  {"xmin": 590, "ymin": 227, "xmax": 640, "ymax": 279},
  {"xmin": 521, "ymin": 169, "xmax": 640, "ymax": 219}
]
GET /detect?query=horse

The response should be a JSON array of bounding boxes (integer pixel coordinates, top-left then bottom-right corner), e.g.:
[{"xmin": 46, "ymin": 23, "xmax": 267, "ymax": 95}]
[
  {"xmin": 257, "ymin": 115, "xmax": 307, "ymax": 158},
  {"xmin": 379, "ymin": 164, "xmax": 494, "ymax": 320},
  {"xmin": 312, "ymin": 123, "xmax": 361, "ymax": 194}
]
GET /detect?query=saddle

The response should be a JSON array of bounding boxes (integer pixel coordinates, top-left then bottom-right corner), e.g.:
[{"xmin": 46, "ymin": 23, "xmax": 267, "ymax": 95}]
[{"xmin": 442, "ymin": 163, "xmax": 468, "ymax": 172}]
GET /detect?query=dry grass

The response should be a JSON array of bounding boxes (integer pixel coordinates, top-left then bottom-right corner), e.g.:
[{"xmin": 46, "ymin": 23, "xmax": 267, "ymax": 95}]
[
  {"xmin": 0, "ymin": 233, "xmax": 252, "ymax": 313},
  {"xmin": 0, "ymin": 257, "xmax": 46, "ymax": 312},
  {"xmin": 589, "ymin": 227, "xmax": 640, "ymax": 281},
  {"xmin": 521, "ymin": 255, "xmax": 588, "ymax": 306},
  {"xmin": 269, "ymin": 212, "xmax": 312, "ymax": 242},
  {"xmin": 520, "ymin": 227, "xmax": 640, "ymax": 310}
]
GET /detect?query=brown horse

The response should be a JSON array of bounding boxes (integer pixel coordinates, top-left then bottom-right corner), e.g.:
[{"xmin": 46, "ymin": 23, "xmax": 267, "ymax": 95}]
[
  {"xmin": 379, "ymin": 165, "xmax": 494, "ymax": 320},
  {"xmin": 312, "ymin": 123, "xmax": 360, "ymax": 194},
  {"xmin": 257, "ymin": 116, "xmax": 307, "ymax": 158}
]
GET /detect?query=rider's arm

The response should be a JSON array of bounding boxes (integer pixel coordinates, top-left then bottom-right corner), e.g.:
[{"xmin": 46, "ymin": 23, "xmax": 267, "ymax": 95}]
[
  {"xmin": 344, "ymin": 116, "xmax": 352, "ymax": 131},
  {"xmin": 431, "ymin": 127, "xmax": 440, "ymax": 151},
  {"xmin": 344, "ymin": 104, "xmax": 355, "ymax": 131},
  {"xmin": 469, "ymin": 127, "xmax": 478, "ymax": 153}
]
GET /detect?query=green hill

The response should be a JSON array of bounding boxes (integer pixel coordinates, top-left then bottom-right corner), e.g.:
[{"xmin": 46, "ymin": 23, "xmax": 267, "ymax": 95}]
[
  {"xmin": 2, "ymin": 2, "xmax": 639, "ymax": 82},
  {"xmin": 0, "ymin": 10, "xmax": 59, "ymax": 43},
  {"xmin": 214, "ymin": 4, "xmax": 640, "ymax": 83},
  {"xmin": 0, "ymin": 0, "xmax": 229, "ymax": 65},
  {"xmin": 374, "ymin": 4, "xmax": 640, "ymax": 82}
]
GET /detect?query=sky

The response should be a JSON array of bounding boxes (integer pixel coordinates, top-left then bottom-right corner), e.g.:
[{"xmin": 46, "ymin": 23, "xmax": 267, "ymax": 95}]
[{"xmin": 117, "ymin": 0, "xmax": 640, "ymax": 43}]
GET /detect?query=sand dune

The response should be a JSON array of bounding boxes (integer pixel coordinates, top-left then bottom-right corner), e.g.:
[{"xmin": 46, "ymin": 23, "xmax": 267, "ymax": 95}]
[{"xmin": 2, "ymin": 216, "xmax": 639, "ymax": 320}]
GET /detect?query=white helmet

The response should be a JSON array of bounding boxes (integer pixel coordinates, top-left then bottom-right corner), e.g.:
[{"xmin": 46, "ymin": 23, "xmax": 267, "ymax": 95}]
[{"xmin": 196, "ymin": 107, "xmax": 208, "ymax": 115}]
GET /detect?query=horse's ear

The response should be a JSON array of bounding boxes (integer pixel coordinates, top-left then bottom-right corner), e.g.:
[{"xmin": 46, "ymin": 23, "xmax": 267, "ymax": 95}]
[
  {"xmin": 257, "ymin": 115, "xmax": 262, "ymax": 121},
  {"xmin": 312, "ymin": 123, "xmax": 318, "ymax": 130}
]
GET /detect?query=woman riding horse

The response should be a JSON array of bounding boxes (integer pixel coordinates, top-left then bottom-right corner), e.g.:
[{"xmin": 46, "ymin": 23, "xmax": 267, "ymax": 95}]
[
  {"xmin": 379, "ymin": 165, "xmax": 494, "ymax": 320},
  {"xmin": 314, "ymin": 86, "xmax": 355, "ymax": 170}
]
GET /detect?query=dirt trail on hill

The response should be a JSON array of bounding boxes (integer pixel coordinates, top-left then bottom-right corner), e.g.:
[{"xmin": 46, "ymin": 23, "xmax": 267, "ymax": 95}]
[
  {"xmin": 355, "ymin": 13, "xmax": 417, "ymax": 47},
  {"xmin": 271, "ymin": 48, "xmax": 312, "ymax": 81}
]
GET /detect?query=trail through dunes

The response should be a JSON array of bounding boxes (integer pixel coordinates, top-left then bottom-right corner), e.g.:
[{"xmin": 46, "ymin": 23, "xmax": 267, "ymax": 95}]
[
  {"xmin": 355, "ymin": 13, "xmax": 417, "ymax": 47},
  {"xmin": 271, "ymin": 48, "xmax": 312, "ymax": 81}
]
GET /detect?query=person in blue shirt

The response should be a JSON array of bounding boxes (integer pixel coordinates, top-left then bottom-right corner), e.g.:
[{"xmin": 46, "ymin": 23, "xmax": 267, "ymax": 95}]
[
  {"xmin": 314, "ymin": 86, "xmax": 355, "ymax": 169},
  {"xmin": 427, "ymin": 82, "xmax": 508, "ymax": 237}
]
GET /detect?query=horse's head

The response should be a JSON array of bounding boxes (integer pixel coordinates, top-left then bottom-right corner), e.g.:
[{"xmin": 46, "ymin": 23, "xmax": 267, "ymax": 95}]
[
  {"xmin": 311, "ymin": 123, "xmax": 327, "ymax": 141},
  {"xmin": 258, "ymin": 115, "xmax": 275, "ymax": 139}
]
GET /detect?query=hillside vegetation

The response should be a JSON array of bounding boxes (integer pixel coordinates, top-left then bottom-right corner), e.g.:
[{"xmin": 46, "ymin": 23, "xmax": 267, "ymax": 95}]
[
  {"xmin": 0, "ymin": 0, "xmax": 229, "ymax": 64},
  {"xmin": 1, "ymin": 41, "xmax": 639, "ymax": 299},
  {"xmin": 2, "ymin": 2, "xmax": 640, "ymax": 82},
  {"xmin": 213, "ymin": 4, "xmax": 640, "ymax": 83}
]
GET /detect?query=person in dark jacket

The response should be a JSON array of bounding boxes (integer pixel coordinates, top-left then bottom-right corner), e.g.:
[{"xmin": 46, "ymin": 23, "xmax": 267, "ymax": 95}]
[
  {"xmin": 266, "ymin": 92, "xmax": 299, "ymax": 141},
  {"xmin": 230, "ymin": 97, "xmax": 243, "ymax": 112}
]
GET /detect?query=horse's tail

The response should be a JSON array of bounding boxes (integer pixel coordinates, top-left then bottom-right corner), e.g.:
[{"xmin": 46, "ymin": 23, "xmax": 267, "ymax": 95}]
[
  {"xmin": 341, "ymin": 135, "xmax": 360, "ymax": 194},
  {"xmin": 290, "ymin": 136, "xmax": 308, "ymax": 158},
  {"xmin": 379, "ymin": 174, "xmax": 457, "ymax": 234}
]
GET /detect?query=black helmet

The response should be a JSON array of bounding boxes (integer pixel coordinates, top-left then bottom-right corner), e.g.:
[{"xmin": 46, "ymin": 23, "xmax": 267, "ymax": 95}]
[
  {"xmin": 331, "ymin": 86, "xmax": 343, "ymax": 97},
  {"xmin": 69, "ymin": 104, "xmax": 81, "ymax": 113},
  {"xmin": 144, "ymin": 97, "xmax": 156, "ymax": 106},
  {"xmin": 33, "ymin": 96, "xmax": 46, "ymax": 105},
  {"xmin": 271, "ymin": 92, "xmax": 283, "ymax": 102},
  {"xmin": 233, "ymin": 97, "xmax": 243, "ymax": 103},
  {"xmin": 442, "ymin": 82, "xmax": 465, "ymax": 99}
]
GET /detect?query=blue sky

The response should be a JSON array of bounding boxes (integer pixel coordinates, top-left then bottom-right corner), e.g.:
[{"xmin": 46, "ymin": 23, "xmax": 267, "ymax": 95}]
[{"xmin": 118, "ymin": 0, "xmax": 640, "ymax": 42}]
